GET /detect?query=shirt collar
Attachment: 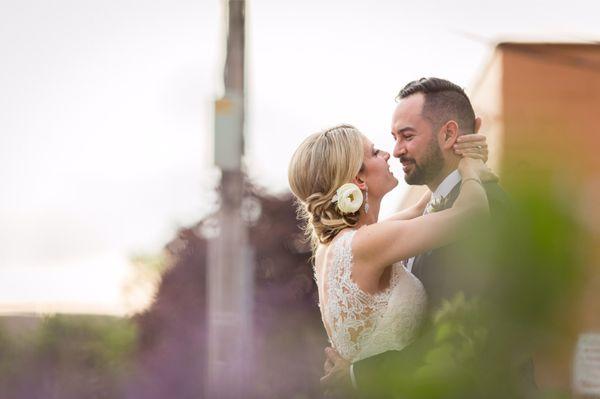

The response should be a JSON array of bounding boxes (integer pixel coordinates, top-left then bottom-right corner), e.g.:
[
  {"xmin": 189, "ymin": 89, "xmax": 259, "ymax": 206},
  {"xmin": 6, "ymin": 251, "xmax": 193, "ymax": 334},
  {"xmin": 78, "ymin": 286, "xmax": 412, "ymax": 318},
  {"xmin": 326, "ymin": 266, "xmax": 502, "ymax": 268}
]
[{"xmin": 431, "ymin": 169, "xmax": 461, "ymax": 201}]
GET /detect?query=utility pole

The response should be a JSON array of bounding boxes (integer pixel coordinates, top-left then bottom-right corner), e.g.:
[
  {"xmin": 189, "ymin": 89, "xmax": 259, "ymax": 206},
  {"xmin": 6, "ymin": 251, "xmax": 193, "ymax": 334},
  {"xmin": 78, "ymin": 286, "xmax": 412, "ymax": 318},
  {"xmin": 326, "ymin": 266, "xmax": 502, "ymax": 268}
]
[{"xmin": 206, "ymin": 0, "xmax": 252, "ymax": 398}]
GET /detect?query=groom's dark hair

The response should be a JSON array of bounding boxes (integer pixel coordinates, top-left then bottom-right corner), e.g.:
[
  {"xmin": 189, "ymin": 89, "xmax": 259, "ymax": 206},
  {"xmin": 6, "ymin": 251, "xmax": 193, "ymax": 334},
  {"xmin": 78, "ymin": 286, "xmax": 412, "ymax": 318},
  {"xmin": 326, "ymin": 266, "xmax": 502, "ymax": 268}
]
[{"xmin": 396, "ymin": 77, "xmax": 476, "ymax": 133}]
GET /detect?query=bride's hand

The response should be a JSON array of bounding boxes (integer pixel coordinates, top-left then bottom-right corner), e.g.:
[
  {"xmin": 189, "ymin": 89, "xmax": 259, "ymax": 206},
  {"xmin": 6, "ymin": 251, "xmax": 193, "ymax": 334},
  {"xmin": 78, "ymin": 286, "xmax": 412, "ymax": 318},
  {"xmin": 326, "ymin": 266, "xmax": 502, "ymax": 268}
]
[
  {"xmin": 453, "ymin": 133, "xmax": 488, "ymax": 162},
  {"xmin": 455, "ymin": 134, "xmax": 499, "ymax": 183},
  {"xmin": 458, "ymin": 157, "xmax": 499, "ymax": 183}
]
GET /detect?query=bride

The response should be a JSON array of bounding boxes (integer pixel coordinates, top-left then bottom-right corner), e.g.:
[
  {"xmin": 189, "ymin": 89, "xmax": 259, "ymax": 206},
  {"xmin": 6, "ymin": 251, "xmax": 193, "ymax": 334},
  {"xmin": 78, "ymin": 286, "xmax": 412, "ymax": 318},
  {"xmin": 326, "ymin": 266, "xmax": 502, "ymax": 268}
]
[{"xmin": 287, "ymin": 124, "xmax": 491, "ymax": 376}]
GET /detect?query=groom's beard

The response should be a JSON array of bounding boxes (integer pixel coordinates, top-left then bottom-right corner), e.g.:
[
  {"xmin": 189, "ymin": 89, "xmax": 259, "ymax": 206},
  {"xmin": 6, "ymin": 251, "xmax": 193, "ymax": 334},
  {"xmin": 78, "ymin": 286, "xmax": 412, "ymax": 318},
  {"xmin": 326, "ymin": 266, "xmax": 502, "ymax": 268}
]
[{"xmin": 401, "ymin": 140, "xmax": 444, "ymax": 185}]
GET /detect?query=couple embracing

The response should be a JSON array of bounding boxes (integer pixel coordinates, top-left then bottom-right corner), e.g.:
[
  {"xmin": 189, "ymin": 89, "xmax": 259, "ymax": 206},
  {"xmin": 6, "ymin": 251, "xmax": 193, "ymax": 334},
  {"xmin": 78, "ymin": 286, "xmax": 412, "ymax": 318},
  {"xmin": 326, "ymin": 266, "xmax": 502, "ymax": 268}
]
[{"xmin": 288, "ymin": 78, "xmax": 529, "ymax": 398}]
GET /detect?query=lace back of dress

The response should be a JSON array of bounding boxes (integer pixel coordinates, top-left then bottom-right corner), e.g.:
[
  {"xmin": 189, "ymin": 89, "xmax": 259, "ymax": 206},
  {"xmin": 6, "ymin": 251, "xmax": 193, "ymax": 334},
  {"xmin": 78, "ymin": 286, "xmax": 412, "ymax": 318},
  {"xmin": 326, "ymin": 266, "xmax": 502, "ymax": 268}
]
[{"xmin": 322, "ymin": 230, "xmax": 388, "ymax": 360}]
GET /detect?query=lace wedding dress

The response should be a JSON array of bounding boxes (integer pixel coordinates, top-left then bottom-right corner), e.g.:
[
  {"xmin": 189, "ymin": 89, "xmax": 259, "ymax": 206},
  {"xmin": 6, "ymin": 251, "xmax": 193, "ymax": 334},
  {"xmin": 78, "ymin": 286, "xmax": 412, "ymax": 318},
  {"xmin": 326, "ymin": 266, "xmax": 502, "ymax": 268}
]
[{"xmin": 316, "ymin": 229, "xmax": 427, "ymax": 362}]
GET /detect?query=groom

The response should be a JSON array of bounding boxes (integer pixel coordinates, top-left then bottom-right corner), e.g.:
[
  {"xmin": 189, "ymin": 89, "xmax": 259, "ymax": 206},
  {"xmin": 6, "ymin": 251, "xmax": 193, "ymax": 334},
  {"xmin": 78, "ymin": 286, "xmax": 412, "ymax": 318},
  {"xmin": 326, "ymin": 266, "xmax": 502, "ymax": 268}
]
[{"xmin": 321, "ymin": 77, "xmax": 524, "ymax": 397}]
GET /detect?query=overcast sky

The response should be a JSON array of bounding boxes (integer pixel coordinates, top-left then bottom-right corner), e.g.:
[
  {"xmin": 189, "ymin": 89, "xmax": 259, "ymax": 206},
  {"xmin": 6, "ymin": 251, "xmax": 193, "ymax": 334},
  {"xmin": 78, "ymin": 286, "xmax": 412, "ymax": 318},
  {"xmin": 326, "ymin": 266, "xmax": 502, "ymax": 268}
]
[{"xmin": 1, "ymin": 0, "xmax": 598, "ymax": 314}]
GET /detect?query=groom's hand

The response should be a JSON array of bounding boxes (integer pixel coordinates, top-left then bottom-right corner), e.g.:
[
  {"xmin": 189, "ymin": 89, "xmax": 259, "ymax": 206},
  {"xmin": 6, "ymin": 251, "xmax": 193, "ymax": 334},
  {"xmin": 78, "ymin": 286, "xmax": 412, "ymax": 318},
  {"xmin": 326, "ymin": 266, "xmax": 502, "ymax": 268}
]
[{"xmin": 320, "ymin": 347, "xmax": 352, "ymax": 395}]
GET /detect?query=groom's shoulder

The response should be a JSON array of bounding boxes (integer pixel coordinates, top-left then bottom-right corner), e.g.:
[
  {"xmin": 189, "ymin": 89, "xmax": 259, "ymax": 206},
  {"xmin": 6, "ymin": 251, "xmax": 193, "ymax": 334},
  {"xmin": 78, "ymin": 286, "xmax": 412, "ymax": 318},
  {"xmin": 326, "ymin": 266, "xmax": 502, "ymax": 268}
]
[
  {"xmin": 483, "ymin": 181, "xmax": 512, "ymax": 216},
  {"xmin": 483, "ymin": 181, "xmax": 510, "ymax": 201}
]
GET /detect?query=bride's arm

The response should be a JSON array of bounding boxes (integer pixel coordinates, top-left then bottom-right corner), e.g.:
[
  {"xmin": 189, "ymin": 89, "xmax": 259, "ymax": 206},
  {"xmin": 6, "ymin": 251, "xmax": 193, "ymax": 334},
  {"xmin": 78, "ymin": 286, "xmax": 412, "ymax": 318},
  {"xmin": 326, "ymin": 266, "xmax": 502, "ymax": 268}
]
[
  {"xmin": 382, "ymin": 190, "xmax": 431, "ymax": 222},
  {"xmin": 353, "ymin": 158, "xmax": 489, "ymax": 273}
]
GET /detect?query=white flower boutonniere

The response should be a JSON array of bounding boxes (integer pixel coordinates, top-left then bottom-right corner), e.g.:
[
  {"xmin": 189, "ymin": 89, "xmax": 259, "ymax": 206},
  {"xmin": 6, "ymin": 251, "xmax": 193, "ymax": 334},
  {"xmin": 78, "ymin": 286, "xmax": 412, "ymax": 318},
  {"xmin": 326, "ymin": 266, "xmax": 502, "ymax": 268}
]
[
  {"xmin": 427, "ymin": 196, "xmax": 449, "ymax": 213},
  {"xmin": 331, "ymin": 183, "xmax": 363, "ymax": 214}
]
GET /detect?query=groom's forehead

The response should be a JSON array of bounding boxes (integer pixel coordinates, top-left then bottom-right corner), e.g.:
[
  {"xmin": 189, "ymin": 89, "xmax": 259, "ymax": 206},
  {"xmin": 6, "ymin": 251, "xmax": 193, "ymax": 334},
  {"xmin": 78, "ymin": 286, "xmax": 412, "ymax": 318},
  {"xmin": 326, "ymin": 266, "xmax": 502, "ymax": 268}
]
[
  {"xmin": 392, "ymin": 97, "xmax": 427, "ymax": 130},
  {"xmin": 394, "ymin": 93, "xmax": 425, "ymax": 117}
]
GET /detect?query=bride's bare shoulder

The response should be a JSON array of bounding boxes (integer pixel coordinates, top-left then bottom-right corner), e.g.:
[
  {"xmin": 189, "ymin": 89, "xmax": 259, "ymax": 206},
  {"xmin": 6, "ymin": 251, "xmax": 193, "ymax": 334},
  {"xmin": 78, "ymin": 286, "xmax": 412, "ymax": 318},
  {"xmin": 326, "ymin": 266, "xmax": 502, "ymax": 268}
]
[
  {"xmin": 352, "ymin": 221, "xmax": 404, "ymax": 264},
  {"xmin": 352, "ymin": 222, "xmax": 386, "ymax": 248}
]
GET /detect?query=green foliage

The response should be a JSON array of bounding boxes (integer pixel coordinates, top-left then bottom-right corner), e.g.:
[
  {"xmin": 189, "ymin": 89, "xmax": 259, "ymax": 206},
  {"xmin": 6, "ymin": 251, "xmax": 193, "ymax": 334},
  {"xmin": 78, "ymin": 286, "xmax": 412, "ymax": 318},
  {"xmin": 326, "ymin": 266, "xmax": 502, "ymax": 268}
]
[
  {"xmin": 0, "ymin": 314, "xmax": 137, "ymax": 399},
  {"xmin": 408, "ymin": 293, "xmax": 489, "ymax": 399},
  {"xmin": 362, "ymin": 176, "xmax": 586, "ymax": 399},
  {"xmin": 35, "ymin": 314, "xmax": 137, "ymax": 371}
]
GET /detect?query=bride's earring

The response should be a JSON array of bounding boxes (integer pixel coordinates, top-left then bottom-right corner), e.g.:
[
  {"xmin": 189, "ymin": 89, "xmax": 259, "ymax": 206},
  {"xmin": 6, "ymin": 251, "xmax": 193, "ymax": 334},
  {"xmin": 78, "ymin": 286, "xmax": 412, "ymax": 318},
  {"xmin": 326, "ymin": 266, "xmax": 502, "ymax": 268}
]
[{"xmin": 364, "ymin": 186, "xmax": 369, "ymax": 213}]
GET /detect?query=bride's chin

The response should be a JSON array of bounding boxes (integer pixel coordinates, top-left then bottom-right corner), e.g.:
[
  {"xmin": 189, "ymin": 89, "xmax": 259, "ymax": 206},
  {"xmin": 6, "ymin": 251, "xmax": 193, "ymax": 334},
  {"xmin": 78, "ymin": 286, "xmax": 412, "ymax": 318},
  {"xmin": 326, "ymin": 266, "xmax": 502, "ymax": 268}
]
[{"xmin": 385, "ymin": 180, "xmax": 399, "ymax": 194}]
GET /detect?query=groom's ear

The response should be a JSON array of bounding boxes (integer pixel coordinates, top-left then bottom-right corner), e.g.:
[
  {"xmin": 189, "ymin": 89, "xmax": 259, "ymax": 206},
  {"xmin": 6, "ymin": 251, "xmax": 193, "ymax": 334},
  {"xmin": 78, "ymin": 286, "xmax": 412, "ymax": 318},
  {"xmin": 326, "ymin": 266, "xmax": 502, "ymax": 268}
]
[
  {"xmin": 474, "ymin": 116, "xmax": 482, "ymax": 133},
  {"xmin": 440, "ymin": 120, "xmax": 459, "ymax": 150}
]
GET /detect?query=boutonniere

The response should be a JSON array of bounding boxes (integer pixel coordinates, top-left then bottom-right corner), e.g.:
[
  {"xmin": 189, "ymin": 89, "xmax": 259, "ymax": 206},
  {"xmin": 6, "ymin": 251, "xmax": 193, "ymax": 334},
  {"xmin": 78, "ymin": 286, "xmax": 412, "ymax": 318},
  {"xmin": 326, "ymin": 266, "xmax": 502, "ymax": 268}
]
[{"xmin": 427, "ymin": 196, "xmax": 449, "ymax": 213}]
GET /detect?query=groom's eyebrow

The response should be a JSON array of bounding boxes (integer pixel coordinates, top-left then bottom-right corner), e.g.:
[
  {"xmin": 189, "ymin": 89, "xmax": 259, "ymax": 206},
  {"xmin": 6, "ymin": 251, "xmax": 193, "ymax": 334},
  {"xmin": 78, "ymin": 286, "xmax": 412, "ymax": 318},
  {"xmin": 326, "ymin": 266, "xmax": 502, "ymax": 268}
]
[{"xmin": 394, "ymin": 127, "xmax": 417, "ymax": 135}]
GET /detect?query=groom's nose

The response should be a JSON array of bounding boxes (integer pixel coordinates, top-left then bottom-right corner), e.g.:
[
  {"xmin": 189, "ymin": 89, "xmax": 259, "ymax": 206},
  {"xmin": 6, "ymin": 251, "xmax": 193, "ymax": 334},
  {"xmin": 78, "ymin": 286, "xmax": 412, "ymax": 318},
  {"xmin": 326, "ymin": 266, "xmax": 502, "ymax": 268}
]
[{"xmin": 393, "ymin": 141, "xmax": 406, "ymax": 158}]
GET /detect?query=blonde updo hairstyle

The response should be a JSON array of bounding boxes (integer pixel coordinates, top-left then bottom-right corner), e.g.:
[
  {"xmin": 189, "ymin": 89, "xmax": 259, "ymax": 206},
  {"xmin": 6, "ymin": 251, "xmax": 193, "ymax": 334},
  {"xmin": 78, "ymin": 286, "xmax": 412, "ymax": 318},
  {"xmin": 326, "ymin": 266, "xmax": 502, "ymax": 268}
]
[{"xmin": 288, "ymin": 124, "xmax": 365, "ymax": 249}]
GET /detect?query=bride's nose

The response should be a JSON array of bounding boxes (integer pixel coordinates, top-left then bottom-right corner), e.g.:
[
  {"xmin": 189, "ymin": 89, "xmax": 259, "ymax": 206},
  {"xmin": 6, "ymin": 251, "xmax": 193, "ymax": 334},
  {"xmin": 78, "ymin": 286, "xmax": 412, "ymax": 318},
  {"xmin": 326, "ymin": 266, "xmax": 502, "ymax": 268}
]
[{"xmin": 382, "ymin": 151, "xmax": 390, "ymax": 161}]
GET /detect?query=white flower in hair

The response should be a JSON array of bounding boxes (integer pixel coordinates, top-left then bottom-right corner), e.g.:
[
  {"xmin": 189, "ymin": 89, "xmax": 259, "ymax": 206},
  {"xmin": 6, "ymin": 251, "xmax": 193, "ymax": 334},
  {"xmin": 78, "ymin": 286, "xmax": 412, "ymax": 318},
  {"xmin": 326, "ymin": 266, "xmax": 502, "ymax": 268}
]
[{"xmin": 331, "ymin": 183, "xmax": 363, "ymax": 214}]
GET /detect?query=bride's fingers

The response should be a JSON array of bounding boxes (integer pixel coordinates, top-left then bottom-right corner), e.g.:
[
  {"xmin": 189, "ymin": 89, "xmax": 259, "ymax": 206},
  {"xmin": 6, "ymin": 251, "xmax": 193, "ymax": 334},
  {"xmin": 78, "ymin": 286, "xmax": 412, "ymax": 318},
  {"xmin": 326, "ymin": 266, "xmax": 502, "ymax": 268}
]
[
  {"xmin": 454, "ymin": 146, "xmax": 488, "ymax": 154},
  {"xmin": 457, "ymin": 152, "xmax": 486, "ymax": 160},
  {"xmin": 454, "ymin": 148, "xmax": 487, "ymax": 157},
  {"xmin": 455, "ymin": 147, "xmax": 488, "ymax": 161},
  {"xmin": 320, "ymin": 372, "xmax": 334, "ymax": 385},
  {"xmin": 453, "ymin": 143, "xmax": 487, "ymax": 152},
  {"xmin": 456, "ymin": 133, "xmax": 486, "ymax": 143},
  {"xmin": 324, "ymin": 358, "xmax": 334, "ymax": 373}
]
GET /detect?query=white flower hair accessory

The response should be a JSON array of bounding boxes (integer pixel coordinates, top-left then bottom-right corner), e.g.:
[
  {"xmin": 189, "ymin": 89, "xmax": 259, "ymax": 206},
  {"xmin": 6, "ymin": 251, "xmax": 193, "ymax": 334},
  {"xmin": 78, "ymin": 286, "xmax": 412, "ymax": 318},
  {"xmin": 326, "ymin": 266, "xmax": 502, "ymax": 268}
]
[{"xmin": 331, "ymin": 183, "xmax": 364, "ymax": 214}]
